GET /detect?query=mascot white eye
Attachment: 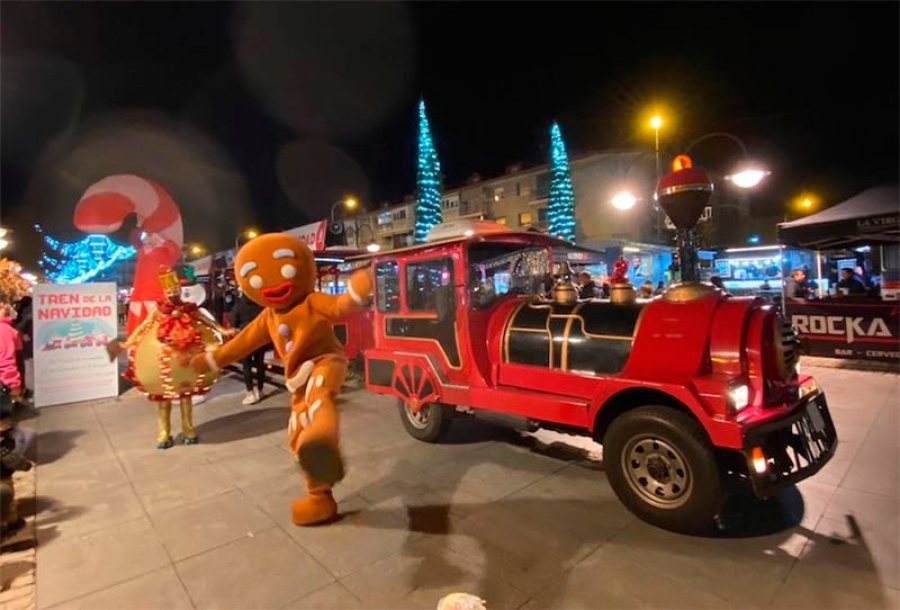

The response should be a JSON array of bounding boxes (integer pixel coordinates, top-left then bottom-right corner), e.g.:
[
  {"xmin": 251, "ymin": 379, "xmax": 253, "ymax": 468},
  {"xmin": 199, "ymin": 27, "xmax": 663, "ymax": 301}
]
[
  {"xmin": 249, "ymin": 275, "xmax": 264, "ymax": 289},
  {"xmin": 281, "ymin": 264, "xmax": 297, "ymax": 279}
]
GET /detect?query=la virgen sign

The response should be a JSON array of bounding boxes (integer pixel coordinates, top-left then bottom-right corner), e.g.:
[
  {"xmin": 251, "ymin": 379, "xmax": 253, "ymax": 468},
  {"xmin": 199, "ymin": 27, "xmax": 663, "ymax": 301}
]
[{"xmin": 33, "ymin": 282, "xmax": 119, "ymax": 407}]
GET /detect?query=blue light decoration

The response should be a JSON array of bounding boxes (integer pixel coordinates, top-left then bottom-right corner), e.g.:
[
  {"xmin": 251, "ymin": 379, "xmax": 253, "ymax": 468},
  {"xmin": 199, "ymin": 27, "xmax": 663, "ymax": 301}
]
[
  {"xmin": 413, "ymin": 99, "xmax": 444, "ymax": 243},
  {"xmin": 547, "ymin": 122, "xmax": 576, "ymax": 242},
  {"xmin": 748, "ymin": 234, "xmax": 760, "ymax": 244},
  {"xmin": 36, "ymin": 224, "xmax": 136, "ymax": 284}
]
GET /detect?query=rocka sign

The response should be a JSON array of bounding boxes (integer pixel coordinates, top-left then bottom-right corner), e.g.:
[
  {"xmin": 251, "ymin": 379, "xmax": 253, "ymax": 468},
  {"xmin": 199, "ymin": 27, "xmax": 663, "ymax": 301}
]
[{"xmin": 785, "ymin": 301, "xmax": 900, "ymax": 362}]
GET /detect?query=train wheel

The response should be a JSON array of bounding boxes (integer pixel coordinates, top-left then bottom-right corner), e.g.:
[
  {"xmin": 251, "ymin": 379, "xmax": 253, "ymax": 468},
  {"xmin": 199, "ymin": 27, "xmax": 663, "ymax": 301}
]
[
  {"xmin": 604, "ymin": 406, "xmax": 723, "ymax": 534},
  {"xmin": 398, "ymin": 399, "xmax": 453, "ymax": 443}
]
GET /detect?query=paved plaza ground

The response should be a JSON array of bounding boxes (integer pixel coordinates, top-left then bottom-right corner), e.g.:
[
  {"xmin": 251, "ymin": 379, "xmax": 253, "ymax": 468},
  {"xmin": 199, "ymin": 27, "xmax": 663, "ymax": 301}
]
[{"xmin": 1, "ymin": 362, "xmax": 898, "ymax": 609}]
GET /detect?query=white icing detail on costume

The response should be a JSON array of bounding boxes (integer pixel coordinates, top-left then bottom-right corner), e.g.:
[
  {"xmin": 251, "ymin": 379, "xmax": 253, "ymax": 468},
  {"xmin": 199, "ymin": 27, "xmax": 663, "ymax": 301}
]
[
  {"xmin": 249, "ymin": 275, "xmax": 263, "ymax": 289},
  {"xmin": 300, "ymin": 412, "xmax": 310, "ymax": 429},
  {"xmin": 348, "ymin": 282, "xmax": 364, "ymax": 305},
  {"xmin": 288, "ymin": 412, "xmax": 297, "ymax": 434},
  {"xmin": 273, "ymin": 248, "xmax": 295, "ymax": 259},
  {"xmin": 285, "ymin": 340, "xmax": 294, "ymax": 352},
  {"xmin": 278, "ymin": 323, "xmax": 290, "ymax": 336},
  {"xmin": 204, "ymin": 352, "xmax": 219, "ymax": 372},
  {"xmin": 285, "ymin": 359, "xmax": 315, "ymax": 393},
  {"xmin": 239, "ymin": 261, "xmax": 257, "ymax": 277},
  {"xmin": 315, "ymin": 375, "xmax": 324, "ymax": 388},
  {"xmin": 281, "ymin": 264, "xmax": 296, "ymax": 279},
  {"xmin": 308, "ymin": 399, "xmax": 322, "ymax": 421}
]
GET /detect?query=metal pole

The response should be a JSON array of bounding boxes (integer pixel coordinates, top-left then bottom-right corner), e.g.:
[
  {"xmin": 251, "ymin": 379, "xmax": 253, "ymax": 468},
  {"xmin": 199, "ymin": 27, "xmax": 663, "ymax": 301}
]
[
  {"xmin": 654, "ymin": 128, "xmax": 661, "ymax": 243},
  {"xmin": 816, "ymin": 249, "xmax": 824, "ymax": 298}
]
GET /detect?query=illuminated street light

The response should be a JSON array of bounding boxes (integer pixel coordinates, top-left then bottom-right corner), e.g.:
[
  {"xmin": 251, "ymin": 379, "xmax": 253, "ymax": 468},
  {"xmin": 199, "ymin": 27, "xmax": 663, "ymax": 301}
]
[
  {"xmin": 802, "ymin": 198, "xmax": 813, "ymax": 208},
  {"xmin": 331, "ymin": 195, "xmax": 358, "ymax": 224},
  {"xmin": 366, "ymin": 241, "xmax": 381, "ymax": 253},
  {"xmin": 190, "ymin": 244, "xmax": 205, "ymax": 256},
  {"xmin": 243, "ymin": 228, "xmax": 259, "ymax": 240},
  {"xmin": 685, "ymin": 133, "xmax": 770, "ymax": 189},
  {"xmin": 611, "ymin": 191, "xmax": 638, "ymax": 211}
]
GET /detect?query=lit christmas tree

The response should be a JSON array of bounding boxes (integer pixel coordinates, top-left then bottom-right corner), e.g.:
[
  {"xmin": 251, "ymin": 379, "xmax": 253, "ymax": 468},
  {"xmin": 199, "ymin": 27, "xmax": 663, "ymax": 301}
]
[
  {"xmin": 413, "ymin": 99, "xmax": 443, "ymax": 243},
  {"xmin": 547, "ymin": 122, "xmax": 576, "ymax": 242}
]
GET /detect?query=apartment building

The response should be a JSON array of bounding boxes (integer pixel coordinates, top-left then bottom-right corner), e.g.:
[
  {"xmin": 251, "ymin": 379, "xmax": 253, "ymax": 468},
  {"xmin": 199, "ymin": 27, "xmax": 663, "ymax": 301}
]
[{"xmin": 341, "ymin": 149, "xmax": 662, "ymax": 253}]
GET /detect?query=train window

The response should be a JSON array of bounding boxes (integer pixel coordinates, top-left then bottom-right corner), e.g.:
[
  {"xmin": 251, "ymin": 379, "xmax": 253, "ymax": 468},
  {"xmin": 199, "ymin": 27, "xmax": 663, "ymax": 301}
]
[
  {"xmin": 468, "ymin": 243, "xmax": 551, "ymax": 309},
  {"xmin": 375, "ymin": 261, "xmax": 401, "ymax": 312},
  {"xmin": 406, "ymin": 258, "xmax": 454, "ymax": 312}
]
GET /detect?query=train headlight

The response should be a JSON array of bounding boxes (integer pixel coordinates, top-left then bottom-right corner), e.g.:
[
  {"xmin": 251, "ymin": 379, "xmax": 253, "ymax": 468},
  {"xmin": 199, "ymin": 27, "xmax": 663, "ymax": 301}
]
[{"xmin": 727, "ymin": 383, "xmax": 750, "ymax": 413}]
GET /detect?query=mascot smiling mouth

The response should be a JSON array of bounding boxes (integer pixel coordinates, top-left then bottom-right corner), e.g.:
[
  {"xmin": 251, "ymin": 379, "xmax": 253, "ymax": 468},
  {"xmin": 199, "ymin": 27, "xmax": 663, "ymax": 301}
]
[{"xmin": 262, "ymin": 281, "xmax": 295, "ymax": 305}]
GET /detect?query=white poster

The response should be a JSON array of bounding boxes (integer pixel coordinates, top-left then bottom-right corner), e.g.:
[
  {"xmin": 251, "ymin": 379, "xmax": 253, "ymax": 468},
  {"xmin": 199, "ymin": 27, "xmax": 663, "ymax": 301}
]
[{"xmin": 33, "ymin": 282, "xmax": 119, "ymax": 408}]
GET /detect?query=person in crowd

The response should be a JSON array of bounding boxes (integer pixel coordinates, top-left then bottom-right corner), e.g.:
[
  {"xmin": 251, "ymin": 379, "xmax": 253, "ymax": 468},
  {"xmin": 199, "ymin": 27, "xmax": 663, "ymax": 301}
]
[
  {"xmin": 0, "ymin": 304, "xmax": 24, "ymax": 403},
  {"xmin": 576, "ymin": 271, "xmax": 602, "ymax": 299},
  {"xmin": 638, "ymin": 280, "xmax": 654, "ymax": 298},
  {"xmin": 760, "ymin": 279, "xmax": 772, "ymax": 291},
  {"xmin": 1, "ymin": 389, "xmax": 33, "ymax": 536},
  {"xmin": 12, "ymin": 297, "xmax": 32, "ymax": 400},
  {"xmin": 230, "ymin": 289, "xmax": 269, "ymax": 405},
  {"xmin": 837, "ymin": 268, "xmax": 867, "ymax": 296},
  {"xmin": 784, "ymin": 268, "xmax": 810, "ymax": 299},
  {"xmin": 653, "ymin": 280, "xmax": 666, "ymax": 296}
]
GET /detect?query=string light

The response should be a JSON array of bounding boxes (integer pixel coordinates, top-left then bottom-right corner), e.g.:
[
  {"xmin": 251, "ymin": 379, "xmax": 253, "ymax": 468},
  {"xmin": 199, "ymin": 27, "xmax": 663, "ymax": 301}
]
[
  {"xmin": 547, "ymin": 122, "xmax": 576, "ymax": 242},
  {"xmin": 37, "ymin": 226, "xmax": 136, "ymax": 284},
  {"xmin": 413, "ymin": 99, "xmax": 443, "ymax": 243}
]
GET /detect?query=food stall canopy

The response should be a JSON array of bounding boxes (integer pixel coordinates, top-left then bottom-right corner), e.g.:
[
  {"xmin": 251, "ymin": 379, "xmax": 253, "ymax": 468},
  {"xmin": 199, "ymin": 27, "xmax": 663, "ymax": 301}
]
[{"xmin": 778, "ymin": 185, "xmax": 899, "ymax": 250}]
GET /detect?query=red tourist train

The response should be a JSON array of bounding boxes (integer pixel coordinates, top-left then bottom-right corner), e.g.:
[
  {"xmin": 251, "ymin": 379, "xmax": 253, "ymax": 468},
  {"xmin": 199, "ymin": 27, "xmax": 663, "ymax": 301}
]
[{"xmin": 358, "ymin": 222, "xmax": 838, "ymax": 533}]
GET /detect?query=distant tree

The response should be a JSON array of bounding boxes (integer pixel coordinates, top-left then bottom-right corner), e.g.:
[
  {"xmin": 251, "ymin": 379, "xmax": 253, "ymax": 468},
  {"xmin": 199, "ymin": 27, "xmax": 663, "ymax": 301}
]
[
  {"xmin": 413, "ymin": 99, "xmax": 443, "ymax": 243},
  {"xmin": 0, "ymin": 258, "xmax": 30, "ymax": 302},
  {"xmin": 547, "ymin": 122, "xmax": 576, "ymax": 242}
]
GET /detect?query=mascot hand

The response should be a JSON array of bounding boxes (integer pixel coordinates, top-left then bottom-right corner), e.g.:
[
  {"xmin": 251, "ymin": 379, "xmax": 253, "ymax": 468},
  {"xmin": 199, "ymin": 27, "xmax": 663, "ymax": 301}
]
[
  {"xmin": 224, "ymin": 328, "xmax": 238, "ymax": 339},
  {"xmin": 348, "ymin": 268, "xmax": 374, "ymax": 304},
  {"xmin": 105, "ymin": 340, "xmax": 124, "ymax": 362},
  {"xmin": 190, "ymin": 352, "xmax": 216, "ymax": 374}
]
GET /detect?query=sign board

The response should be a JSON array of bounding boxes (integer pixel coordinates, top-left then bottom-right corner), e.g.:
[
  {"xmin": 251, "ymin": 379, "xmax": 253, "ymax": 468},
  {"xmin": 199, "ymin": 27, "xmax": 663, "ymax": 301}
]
[
  {"xmin": 785, "ymin": 300, "xmax": 900, "ymax": 362},
  {"xmin": 284, "ymin": 220, "xmax": 327, "ymax": 252},
  {"xmin": 33, "ymin": 283, "xmax": 119, "ymax": 407}
]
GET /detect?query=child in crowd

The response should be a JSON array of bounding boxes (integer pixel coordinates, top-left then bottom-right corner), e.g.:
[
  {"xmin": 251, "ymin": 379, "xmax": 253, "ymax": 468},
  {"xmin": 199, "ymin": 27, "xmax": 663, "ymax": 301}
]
[{"xmin": 0, "ymin": 303, "xmax": 24, "ymax": 402}]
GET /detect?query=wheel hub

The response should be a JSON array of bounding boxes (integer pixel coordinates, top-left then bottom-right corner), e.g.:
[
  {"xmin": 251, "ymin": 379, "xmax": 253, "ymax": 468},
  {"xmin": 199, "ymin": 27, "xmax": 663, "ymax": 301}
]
[{"xmin": 623, "ymin": 436, "xmax": 693, "ymax": 509}]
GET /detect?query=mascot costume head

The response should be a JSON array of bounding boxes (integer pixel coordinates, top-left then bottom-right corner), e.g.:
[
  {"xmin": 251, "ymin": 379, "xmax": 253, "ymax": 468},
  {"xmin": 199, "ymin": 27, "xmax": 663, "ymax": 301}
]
[{"xmin": 74, "ymin": 175, "xmax": 184, "ymax": 335}]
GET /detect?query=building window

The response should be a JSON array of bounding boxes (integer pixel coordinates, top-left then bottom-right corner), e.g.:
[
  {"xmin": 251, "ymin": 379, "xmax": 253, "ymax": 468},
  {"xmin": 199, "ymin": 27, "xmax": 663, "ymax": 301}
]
[
  {"xmin": 518, "ymin": 212, "xmax": 533, "ymax": 226},
  {"xmin": 493, "ymin": 186, "xmax": 504, "ymax": 201},
  {"xmin": 375, "ymin": 261, "xmax": 400, "ymax": 312},
  {"xmin": 515, "ymin": 182, "xmax": 521, "ymax": 197},
  {"xmin": 535, "ymin": 173, "xmax": 550, "ymax": 198},
  {"xmin": 496, "ymin": 216, "xmax": 507, "ymax": 225},
  {"xmin": 406, "ymin": 257, "xmax": 454, "ymax": 312},
  {"xmin": 377, "ymin": 212, "xmax": 393, "ymax": 226},
  {"xmin": 537, "ymin": 208, "xmax": 547, "ymax": 222},
  {"xmin": 393, "ymin": 209, "xmax": 407, "ymax": 221}
]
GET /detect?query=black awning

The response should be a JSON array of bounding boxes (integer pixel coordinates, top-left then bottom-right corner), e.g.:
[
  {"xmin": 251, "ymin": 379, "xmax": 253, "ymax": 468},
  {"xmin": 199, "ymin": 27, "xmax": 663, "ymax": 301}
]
[{"xmin": 777, "ymin": 185, "xmax": 899, "ymax": 250}]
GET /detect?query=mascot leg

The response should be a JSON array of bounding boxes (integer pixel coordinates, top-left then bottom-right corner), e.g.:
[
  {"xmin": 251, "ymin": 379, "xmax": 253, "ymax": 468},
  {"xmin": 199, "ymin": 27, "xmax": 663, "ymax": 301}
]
[
  {"xmin": 180, "ymin": 397, "xmax": 198, "ymax": 445},
  {"xmin": 156, "ymin": 401, "xmax": 174, "ymax": 449},
  {"xmin": 287, "ymin": 355, "xmax": 347, "ymax": 526}
]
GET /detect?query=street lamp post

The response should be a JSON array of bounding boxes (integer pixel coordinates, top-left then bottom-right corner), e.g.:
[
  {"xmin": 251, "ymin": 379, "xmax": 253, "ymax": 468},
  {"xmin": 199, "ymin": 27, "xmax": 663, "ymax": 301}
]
[{"xmin": 649, "ymin": 115, "xmax": 664, "ymax": 242}]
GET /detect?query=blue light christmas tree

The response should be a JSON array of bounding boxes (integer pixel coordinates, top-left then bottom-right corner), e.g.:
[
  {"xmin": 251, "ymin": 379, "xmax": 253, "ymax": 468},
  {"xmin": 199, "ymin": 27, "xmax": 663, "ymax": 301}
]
[
  {"xmin": 37, "ymin": 225, "xmax": 136, "ymax": 284},
  {"xmin": 547, "ymin": 122, "xmax": 576, "ymax": 242},
  {"xmin": 413, "ymin": 99, "xmax": 443, "ymax": 243}
]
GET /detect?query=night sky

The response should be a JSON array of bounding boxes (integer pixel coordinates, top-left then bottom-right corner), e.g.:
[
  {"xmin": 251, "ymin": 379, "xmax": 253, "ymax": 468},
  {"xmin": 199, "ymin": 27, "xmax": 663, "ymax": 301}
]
[{"xmin": 2, "ymin": 1, "xmax": 897, "ymax": 266}]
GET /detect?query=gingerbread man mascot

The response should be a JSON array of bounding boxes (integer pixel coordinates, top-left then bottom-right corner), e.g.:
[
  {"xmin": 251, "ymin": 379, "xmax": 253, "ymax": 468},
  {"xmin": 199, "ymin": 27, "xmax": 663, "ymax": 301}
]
[{"xmin": 191, "ymin": 233, "xmax": 372, "ymax": 526}]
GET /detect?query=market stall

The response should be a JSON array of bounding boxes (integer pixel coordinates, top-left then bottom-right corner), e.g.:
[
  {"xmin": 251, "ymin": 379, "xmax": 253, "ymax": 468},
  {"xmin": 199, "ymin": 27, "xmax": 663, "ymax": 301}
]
[{"xmin": 777, "ymin": 185, "xmax": 899, "ymax": 362}]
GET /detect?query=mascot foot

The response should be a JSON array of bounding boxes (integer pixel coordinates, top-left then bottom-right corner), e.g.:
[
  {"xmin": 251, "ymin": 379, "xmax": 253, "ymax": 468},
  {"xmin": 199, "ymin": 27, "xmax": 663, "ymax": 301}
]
[
  {"xmin": 181, "ymin": 435, "xmax": 199, "ymax": 445},
  {"xmin": 298, "ymin": 440, "xmax": 345, "ymax": 486},
  {"xmin": 156, "ymin": 437, "xmax": 174, "ymax": 450},
  {"xmin": 291, "ymin": 493, "xmax": 337, "ymax": 526}
]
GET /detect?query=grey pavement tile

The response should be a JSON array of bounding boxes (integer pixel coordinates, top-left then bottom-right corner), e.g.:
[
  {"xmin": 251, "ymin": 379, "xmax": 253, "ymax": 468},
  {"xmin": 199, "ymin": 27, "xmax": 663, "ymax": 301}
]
[
  {"xmin": 37, "ymin": 456, "xmax": 129, "ymax": 497},
  {"xmin": 287, "ymin": 497, "xmax": 420, "ymax": 579},
  {"xmin": 36, "ymin": 517, "xmax": 170, "ymax": 609},
  {"xmin": 770, "ymin": 516, "xmax": 898, "ymax": 609},
  {"xmin": 132, "ymin": 462, "xmax": 236, "ymax": 514},
  {"xmin": 46, "ymin": 565, "xmax": 194, "ymax": 610},
  {"xmin": 206, "ymin": 444, "xmax": 297, "ymax": 488},
  {"xmin": 175, "ymin": 526, "xmax": 333, "ymax": 609},
  {"xmin": 116, "ymin": 444, "xmax": 211, "ymax": 483},
  {"xmin": 237, "ymin": 468, "xmax": 307, "ymax": 523},
  {"xmin": 334, "ymin": 452, "xmax": 434, "ymax": 504},
  {"xmin": 36, "ymin": 427, "xmax": 115, "ymax": 469},
  {"xmin": 357, "ymin": 476, "xmax": 487, "ymax": 522},
  {"xmin": 281, "ymin": 581, "xmax": 365, "ymax": 610},
  {"xmin": 814, "ymin": 516, "xmax": 899, "ymax": 590},
  {"xmin": 815, "ymin": 439, "xmax": 862, "ymax": 487},
  {"xmin": 424, "ymin": 442, "xmax": 568, "ymax": 503},
  {"xmin": 823, "ymin": 486, "xmax": 900, "ymax": 536},
  {"xmin": 35, "ymin": 403, "xmax": 99, "ymax": 431},
  {"xmin": 601, "ymin": 519, "xmax": 795, "ymax": 607},
  {"xmin": 149, "ymin": 489, "xmax": 275, "ymax": 561},
  {"xmin": 36, "ymin": 482, "xmax": 145, "ymax": 544},
  {"xmin": 341, "ymin": 537, "xmax": 527, "ymax": 610},
  {"xmin": 521, "ymin": 544, "xmax": 736, "ymax": 610},
  {"xmin": 839, "ymin": 399, "xmax": 899, "ymax": 498}
]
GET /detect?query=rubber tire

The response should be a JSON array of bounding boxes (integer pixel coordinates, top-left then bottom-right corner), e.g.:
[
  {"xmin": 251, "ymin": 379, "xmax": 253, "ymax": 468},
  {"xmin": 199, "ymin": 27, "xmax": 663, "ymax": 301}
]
[
  {"xmin": 398, "ymin": 400, "xmax": 453, "ymax": 443},
  {"xmin": 604, "ymin": 406, "xmax": 723, "ymax": 535}
]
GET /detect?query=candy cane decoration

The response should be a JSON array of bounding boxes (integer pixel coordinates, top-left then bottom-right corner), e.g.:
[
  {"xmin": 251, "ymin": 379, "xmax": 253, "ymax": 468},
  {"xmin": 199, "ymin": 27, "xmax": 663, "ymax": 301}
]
[{"xmin": 74, "ymin": 175, "xmax": 184, "ymax": 335}]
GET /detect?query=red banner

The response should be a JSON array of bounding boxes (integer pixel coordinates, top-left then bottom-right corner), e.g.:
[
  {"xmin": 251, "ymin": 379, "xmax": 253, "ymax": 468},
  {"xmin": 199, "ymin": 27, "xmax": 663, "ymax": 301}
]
[
  {"xmin": 785, "ymin": 300, "xmax": 900, "ymax": 362},
  {"xmin": 285, "ymin": 220, "xmax": 327, "ymax": 252}
]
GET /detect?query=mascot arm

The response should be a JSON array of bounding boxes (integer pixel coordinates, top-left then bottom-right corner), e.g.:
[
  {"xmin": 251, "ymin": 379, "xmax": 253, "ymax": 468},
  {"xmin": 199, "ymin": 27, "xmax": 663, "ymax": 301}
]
[
  {"xmin": 196, "ymin": 308, "xmax": 235, "ymax": 337},
  {"xmin": 192, "ymin": 311, "xmax": 269, "ymax": 373},
  {"xmin": 309, "ymin": 269, "xmax": 373, "ymax": 320}
]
